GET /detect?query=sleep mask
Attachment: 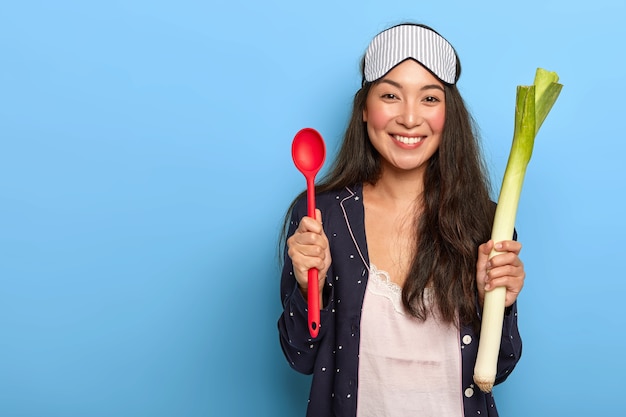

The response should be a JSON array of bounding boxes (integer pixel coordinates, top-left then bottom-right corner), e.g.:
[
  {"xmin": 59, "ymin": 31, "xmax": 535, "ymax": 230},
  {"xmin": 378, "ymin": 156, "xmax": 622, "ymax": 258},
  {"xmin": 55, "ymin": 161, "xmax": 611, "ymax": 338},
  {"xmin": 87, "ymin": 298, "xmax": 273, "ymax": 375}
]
[{"xmin": 363, "ymin": 24, "xmax": 458, "ymax": 85}]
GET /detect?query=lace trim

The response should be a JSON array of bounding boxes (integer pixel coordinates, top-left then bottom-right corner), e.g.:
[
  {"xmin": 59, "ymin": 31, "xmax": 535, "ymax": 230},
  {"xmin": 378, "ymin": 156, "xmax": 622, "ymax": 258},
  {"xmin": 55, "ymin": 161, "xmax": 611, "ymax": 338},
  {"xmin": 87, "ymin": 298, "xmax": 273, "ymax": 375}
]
[
  {"xmin": 368, "ymin": 264, "xmax": 434, "ymax": 316},
  {"xmin": 368, "ymin": 263, "xmax": 405, "ymax": 315}
]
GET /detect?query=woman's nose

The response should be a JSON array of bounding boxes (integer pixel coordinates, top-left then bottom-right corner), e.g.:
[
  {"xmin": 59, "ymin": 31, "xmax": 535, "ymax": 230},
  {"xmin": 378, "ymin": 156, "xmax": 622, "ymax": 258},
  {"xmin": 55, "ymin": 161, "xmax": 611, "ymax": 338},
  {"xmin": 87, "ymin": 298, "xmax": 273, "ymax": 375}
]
[{"xmin": 397, "ymin": 103, "xmax": 423, "ymax": 128}]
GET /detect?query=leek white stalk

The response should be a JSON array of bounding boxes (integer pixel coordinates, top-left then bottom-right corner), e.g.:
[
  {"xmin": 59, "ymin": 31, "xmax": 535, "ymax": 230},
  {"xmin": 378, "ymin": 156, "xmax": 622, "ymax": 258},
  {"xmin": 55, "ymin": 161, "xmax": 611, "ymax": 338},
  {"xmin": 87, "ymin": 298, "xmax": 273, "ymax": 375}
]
[{"xmin": 473, "ymin": 68, "xmax": 562, "ymax": 393}]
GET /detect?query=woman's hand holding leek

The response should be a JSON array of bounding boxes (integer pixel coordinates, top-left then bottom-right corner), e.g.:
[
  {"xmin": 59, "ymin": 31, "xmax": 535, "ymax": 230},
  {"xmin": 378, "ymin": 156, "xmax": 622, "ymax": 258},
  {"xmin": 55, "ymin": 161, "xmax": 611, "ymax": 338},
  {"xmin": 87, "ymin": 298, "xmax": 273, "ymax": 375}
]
[{"xmin": 476, "ymin": 240, "xmax": 525, "ymax": 308}]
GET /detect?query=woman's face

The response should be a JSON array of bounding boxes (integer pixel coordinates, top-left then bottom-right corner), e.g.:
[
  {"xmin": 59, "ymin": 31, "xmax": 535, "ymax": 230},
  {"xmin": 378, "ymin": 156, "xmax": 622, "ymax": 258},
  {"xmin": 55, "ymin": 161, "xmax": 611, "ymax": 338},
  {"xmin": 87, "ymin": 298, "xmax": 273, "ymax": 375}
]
[{"xmin": 363, "ymin": 59, "xmax": 446, "ymax": 177}]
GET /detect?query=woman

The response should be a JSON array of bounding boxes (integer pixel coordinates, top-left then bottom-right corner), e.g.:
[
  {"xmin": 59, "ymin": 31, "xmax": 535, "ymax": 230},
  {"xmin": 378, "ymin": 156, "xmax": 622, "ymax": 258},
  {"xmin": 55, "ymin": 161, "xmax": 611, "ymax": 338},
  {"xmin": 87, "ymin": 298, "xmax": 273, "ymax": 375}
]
[{"xmin": 278, "ymin": 23, "xmax": 525, "ymax": 417}]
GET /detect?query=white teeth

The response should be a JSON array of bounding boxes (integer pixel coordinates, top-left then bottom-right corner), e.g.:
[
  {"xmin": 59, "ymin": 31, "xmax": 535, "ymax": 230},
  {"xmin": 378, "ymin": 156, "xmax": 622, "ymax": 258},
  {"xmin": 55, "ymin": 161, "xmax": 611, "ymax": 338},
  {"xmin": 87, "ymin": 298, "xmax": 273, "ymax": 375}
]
[{"xmin": 394, "ymin": 135, "xmax": 424, "ymax": 145}]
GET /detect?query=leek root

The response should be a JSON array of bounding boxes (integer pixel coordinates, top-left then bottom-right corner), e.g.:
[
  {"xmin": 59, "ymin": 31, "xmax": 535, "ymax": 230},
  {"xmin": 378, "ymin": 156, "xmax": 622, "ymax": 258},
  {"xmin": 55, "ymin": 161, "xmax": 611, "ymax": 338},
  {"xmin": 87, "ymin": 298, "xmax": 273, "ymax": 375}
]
[{"xmin": 473, "ymin": 68, "xmax": 563, "ymax": 393}]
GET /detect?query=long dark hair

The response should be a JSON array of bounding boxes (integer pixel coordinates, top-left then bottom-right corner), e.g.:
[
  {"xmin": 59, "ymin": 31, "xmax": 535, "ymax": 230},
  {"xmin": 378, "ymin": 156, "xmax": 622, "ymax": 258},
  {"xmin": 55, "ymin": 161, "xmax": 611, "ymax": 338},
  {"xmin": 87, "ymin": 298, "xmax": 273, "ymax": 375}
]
[{"xmin": 282, "ymin": 23, "xmax": 494, "ymax": 329}]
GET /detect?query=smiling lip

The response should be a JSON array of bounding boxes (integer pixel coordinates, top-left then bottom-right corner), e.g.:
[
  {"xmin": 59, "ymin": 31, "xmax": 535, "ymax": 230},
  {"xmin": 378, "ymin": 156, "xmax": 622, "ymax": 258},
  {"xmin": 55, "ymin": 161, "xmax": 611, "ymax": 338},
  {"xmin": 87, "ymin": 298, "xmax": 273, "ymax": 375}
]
[{"xmin": 393, "ymin": 134, "xmax": 425, "ymax": 145}]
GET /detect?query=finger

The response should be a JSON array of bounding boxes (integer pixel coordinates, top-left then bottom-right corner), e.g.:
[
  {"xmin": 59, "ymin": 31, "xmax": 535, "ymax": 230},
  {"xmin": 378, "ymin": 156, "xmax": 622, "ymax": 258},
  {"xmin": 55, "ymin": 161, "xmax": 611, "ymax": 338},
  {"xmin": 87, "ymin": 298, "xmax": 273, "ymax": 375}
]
[
  {"xmin": 296, "ymin": 215, "xmax": 324, "ymax": 235},
  {"xmin": 493, "ymin": 240, "xmax": 522, "ymax": 255},
  {"xmin": 292, "ymin": 256, "xmax": 327, "ymax": 275},
  {"xmin": 476, "ymin": 240, "xmax": 493, "ymax": 285},
  {"xmin": 485, "ymin": 273, "xmax": 524, "ymax": 291},
  {"xmin": 288, "ymin": 244, "xmax": 328, "ymax": 276},
  {"xmin": 288, "ymin": 248, "xmax": 327, "ymax": 282},
  {"xmin": 505, "ymin": 291, "xmax": 522, "ymax": 307},
  {"xmin": 479, "ymin": 240, "xmax": 494, "ymax": 256},
  {"xmin": 488, "ymin": 251, "xmax": 523, "ymax": 269},
  {"xmin": 483, "ymin": 279, "xmax": 523, "ymax": 307},
  {"xmin": 292, "ymin": 240, "xmax": 328, "ymax": 259},
  {"xmin": 476, "ymin": 241, "xmax": 494, "ymax": 307},
  {"xmin": 476, "ymin": 240, "xmax": 493, "ymax": 269},
  {"xmin": 486, "ymin": 261, "xmax": 523, "ymax": 282},
  {"xmin": 493, "ymin": 280, "xmax": 524, "ymax": 307},
  {"xmin": 315, "ymin": 208, "xmax": 323, "ymax": 224},
  {"xmin": 291, "ymin": 228, "xmax": 326, "ymax": 245},
  {"xmin": 484, "ymin": 266, "xmax": 525, "ymax": 291}
]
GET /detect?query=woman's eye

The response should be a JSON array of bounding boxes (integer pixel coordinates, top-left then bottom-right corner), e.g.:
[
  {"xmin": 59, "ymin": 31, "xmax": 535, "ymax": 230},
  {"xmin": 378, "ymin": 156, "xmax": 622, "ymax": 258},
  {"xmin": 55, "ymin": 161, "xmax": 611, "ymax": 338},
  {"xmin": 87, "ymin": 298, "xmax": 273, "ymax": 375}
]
[
  {"xmin": 381, "ymin": 93, "xmax": 398, "ymax": 100},
  {"xmin": 423, "ymin": 95, "xmax": 444, "ymax": 105}
]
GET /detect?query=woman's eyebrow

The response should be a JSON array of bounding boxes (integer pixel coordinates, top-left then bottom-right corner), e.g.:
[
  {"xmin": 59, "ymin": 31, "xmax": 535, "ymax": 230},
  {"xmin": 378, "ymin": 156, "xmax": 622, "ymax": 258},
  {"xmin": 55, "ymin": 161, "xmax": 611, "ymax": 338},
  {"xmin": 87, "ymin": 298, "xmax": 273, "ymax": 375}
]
[
  {"xmin": 379, "ymin": 79, "xmax": 403, "ymax": 89},
  {"xmin": 421, "ymin": 84, "xmax": 445, "ymax": 92},
  {"xmin": 378, "ymin": 79, "xmax": 444, "ymax": 92}
]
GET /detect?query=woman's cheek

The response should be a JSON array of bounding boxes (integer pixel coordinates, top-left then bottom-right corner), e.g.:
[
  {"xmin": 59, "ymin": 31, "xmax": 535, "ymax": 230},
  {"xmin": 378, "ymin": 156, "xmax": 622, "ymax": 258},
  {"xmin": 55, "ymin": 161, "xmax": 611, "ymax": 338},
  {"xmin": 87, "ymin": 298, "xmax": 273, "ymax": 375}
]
[
  {"xmin": 364, "ymin": 104, "xmax": 392, "ymax": 129},
  {"xmin": 430, "ymin": 110, "xmax": 446, "ymax": 132}
]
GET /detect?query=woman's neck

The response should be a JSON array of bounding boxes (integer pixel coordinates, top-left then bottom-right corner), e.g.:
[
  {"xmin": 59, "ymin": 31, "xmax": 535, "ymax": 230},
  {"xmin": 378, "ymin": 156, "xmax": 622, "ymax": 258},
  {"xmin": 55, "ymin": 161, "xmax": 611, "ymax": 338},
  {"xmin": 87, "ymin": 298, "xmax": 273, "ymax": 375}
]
[{"xmin": 366, "ymin": 168, "xmax": 425, "ymax": 208}]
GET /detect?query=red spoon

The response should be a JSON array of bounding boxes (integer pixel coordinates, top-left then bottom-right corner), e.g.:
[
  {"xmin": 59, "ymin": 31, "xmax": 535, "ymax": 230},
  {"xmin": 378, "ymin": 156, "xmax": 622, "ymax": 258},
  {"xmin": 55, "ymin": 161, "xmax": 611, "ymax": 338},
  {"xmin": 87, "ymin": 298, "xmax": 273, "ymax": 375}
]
[{"xmin": 291, "ymin": 127, "xmax": 326, "ymax": 338}]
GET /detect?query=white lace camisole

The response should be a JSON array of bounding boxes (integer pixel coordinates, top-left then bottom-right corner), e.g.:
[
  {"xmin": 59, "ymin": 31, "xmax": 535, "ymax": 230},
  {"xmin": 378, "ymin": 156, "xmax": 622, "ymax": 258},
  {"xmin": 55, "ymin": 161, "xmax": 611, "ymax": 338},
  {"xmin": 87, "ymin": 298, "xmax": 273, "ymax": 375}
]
[{"xmin": 356, "ymin": 264, "xmax": 464, "ymax": 417}]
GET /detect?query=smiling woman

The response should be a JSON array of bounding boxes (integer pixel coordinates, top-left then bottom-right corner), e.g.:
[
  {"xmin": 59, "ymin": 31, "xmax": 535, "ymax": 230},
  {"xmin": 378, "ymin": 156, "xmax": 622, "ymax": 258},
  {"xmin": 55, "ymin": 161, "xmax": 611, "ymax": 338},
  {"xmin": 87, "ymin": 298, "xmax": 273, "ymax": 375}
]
[
  {"xmin": 2, "ymin": 1, "xmax": 625, "ymax": 416},
  {"xmin": 363, "ymin": 60, "xmax": 446, "ymax": 180},
  {"xmin": 277, "ymin": 23, "xmax": 525, "ymax": 417}
]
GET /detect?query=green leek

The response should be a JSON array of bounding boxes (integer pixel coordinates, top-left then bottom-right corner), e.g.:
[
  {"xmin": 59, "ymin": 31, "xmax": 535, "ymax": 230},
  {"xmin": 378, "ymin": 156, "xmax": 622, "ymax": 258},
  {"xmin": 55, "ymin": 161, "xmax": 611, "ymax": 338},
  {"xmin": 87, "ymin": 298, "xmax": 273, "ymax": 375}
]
[{"xmin": 473, "ymin": 68, "xmax": 563, "ymax": 393}]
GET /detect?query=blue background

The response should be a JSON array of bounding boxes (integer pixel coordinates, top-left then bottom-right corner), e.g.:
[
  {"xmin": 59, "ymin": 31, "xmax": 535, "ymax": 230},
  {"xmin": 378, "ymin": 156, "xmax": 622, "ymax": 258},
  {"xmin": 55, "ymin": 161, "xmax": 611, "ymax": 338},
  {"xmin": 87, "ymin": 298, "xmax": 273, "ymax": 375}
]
[{"xmin": 1, "ymin": 1, "xmax": 625, "ymax": 416}]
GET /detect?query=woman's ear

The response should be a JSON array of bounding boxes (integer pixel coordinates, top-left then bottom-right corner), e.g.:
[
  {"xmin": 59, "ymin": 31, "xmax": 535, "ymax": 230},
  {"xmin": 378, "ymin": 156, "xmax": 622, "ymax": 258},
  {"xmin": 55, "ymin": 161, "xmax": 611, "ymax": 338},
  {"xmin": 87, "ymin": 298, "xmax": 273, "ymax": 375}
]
[{"xmin": 362, "ymin": 107, "xmax": 368, "ymax": 122}]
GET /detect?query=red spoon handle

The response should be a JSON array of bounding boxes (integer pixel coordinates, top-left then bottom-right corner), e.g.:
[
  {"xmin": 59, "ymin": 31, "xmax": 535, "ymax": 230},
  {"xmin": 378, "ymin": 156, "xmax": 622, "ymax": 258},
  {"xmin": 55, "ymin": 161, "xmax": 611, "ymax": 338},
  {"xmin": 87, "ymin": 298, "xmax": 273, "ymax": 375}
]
[
  {"xmin": 306, "ymin": 177, "xmax": 320, "ymax": 338},
  {"xmin": 307, "ymin": 269, "xmax": 320, "ymax": 338}
]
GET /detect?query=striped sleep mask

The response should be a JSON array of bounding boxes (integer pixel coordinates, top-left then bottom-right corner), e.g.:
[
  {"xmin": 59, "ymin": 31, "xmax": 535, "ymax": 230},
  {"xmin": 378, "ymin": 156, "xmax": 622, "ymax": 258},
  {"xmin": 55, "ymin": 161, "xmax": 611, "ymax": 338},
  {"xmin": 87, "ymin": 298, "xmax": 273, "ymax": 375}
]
[{"xmin": 363, "ymin": 24, "xmax": 458, "ymax": 85}]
